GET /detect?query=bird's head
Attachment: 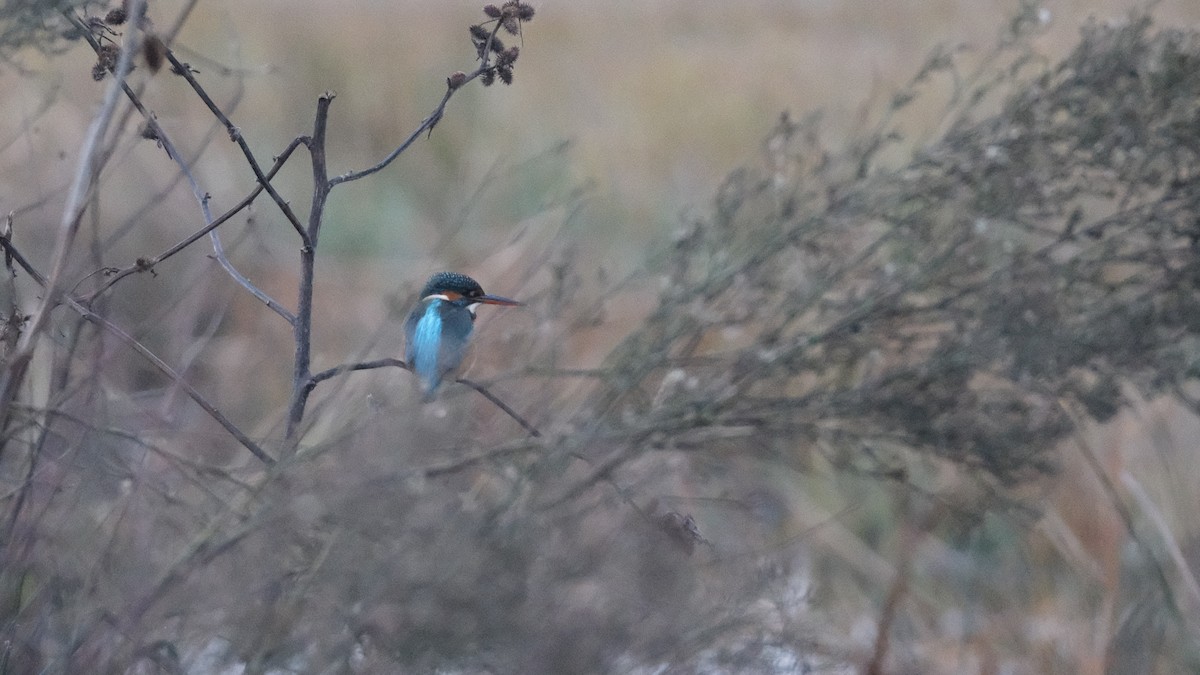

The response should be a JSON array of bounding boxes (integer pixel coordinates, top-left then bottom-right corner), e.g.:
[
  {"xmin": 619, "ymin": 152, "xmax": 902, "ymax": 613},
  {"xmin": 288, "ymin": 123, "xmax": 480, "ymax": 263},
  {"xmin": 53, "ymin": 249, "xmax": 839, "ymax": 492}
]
[{"xmin": 419, "ymin": 271, "xmax": 522, "ymax": 315}]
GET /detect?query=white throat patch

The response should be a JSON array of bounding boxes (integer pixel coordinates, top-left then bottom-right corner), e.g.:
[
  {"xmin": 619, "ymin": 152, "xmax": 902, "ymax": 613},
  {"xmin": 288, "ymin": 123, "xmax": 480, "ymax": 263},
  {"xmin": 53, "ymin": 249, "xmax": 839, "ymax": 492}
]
[{"xmin": 423, "ymin": 294, "xmax": 480, "ymax": 317}]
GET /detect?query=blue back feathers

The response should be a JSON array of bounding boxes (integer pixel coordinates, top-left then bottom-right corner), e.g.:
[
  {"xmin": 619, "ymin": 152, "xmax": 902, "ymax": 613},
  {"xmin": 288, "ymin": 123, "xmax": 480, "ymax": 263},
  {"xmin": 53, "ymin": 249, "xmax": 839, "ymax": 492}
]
[{"xmin": 411, "ymin": 301, "xmax": 445, "ymax": 392}]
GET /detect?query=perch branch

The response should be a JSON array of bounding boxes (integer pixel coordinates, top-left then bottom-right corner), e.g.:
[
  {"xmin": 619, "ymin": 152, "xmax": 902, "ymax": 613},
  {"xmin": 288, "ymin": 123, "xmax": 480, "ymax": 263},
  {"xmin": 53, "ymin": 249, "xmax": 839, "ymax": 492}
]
[{"xmin": 304, "ymin": 358, "xmax": 540, "ymax": 437}]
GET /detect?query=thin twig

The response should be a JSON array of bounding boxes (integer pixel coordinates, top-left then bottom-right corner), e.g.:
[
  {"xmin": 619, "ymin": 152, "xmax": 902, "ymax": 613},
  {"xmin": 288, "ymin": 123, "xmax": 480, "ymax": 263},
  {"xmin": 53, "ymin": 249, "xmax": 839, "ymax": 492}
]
[
  {"xmin": 328, "ymin": 20, "xmax": 507, "ymax": 187},
  {"xmin": 456, "ymin": 377, "xmax": 541, "ymax": 437},
  {"xmin": 90, "ymin": 305, "xmax": 273, "ymax": 464},
  {"xmin": 69, "ymin": 14, "xmax": 296, "ymax": 325},
  {"xmin": 307, "ymin": 357, "xmax": 409, "ymax": 389},
  {"xmin": 0, "ymin": 3, "xmax": 146, "ymax": 427},
  {"xmin": 163, "ymin": 49, "xmax": 311, "ymax": 245},
  {"xmin": 99, "ymin": 62, "xmax": 248, "ymax": 252},
  {"xmin": 304, "ymin": 357, "xmax": 541, "ymax": 437},
  {"xmin": 0, "ymin": 235, "xmax": 274, "ymax": 465},
  {"xmin": 421, "ymin": 437, "xmax": 544, "ymax": 477},
  {"xmin": 86, "ymin": 136, "xmax": 307, "ymax": 305},
  {"xmin": 1122, "ymin": 471, "xmax": 1200, "ymax": 616}
]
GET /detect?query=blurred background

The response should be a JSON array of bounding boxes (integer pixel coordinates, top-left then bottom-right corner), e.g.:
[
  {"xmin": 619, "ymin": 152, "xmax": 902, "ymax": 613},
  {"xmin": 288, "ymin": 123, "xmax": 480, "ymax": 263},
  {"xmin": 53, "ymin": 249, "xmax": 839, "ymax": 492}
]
[{"xmin": 3, "ymin": 1, "xmax": 1200, "ymax": 673}]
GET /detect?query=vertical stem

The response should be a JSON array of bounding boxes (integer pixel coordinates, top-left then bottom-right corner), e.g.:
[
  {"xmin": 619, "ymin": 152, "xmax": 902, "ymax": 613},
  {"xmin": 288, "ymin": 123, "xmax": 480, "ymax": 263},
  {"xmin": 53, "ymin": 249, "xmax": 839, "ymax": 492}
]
[
  {"xmin": 285, "ymin": 93, "xmax": 334, "ymax": 444},
  {"xmin": 0, "ymin": 4, "xmax": 146, "ymax": 436}
]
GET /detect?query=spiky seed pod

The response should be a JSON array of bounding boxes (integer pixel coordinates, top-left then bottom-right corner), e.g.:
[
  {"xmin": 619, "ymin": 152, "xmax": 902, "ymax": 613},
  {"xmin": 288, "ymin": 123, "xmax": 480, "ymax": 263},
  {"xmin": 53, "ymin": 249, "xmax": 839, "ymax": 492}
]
[
  {"xmin": 105, "ymin": 8, "xmax": 127, "ymax": 25},
  {"xmin": 490, "ymin": 36, "xmax": 505, "ymax": 53},
  {"xmin": 93, "ymin": 43, "xmax": 120, "ymax": 79},
  {"xmin": 497, "ymin": 65, "xmax": 513, "ymax": 85},
  {"xmin": 469, "ymin": 24, "xmax": 489, "ymax": 41},
  {"xmin": 516, "ymin": 3, "xmax": 534, "ymax": 21},
  {"xmin": 481, "ymin": 69, "xmax": 495, "ymax": 86},
  {"xmin": 502, "ymin": 16, "xmax": 519, "ymax": 35},
  {"xmin": 497, "ymin": 46, "xmax": 519, "ymax": 66},
  {"xmin": 98, "ymin": 44, "xmax": 119, "ymax": 64},
  {"xmin": 483, "ymin": 4, "xmax": 501, "ymax": 18},
  {"xmin": 447, "ymin": 71, "xmax": 467, "ymax": 89}
]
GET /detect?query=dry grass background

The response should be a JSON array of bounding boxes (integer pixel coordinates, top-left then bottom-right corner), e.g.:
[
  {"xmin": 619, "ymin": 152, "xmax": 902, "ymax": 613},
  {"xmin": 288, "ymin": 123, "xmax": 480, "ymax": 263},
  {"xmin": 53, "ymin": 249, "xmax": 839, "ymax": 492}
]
[{"xmin": 2, "ymin": 1, "xmax": 1200, "ymax": 673}]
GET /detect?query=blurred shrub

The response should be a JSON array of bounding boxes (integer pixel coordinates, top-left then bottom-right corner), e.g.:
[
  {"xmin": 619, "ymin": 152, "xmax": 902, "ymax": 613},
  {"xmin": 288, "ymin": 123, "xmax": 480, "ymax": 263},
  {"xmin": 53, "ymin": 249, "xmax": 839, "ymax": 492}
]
[{"xmin": 0, "ymin": 0, "xmax": 99, "ymax": 64}]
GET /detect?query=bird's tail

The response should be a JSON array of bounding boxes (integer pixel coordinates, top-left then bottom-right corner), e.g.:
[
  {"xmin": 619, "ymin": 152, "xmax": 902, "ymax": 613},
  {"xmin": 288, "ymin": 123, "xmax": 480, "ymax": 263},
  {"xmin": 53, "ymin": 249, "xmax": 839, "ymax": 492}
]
[{"xmin": 420, "ymin": 378, "xmax": 441, "ymax": 403}]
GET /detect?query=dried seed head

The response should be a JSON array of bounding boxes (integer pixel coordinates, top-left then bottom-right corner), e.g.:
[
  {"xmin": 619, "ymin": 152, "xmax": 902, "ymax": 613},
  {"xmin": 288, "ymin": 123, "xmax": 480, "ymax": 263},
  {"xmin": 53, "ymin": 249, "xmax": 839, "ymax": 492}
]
[
  {"xmin": 143, "ymin": 34, "xmax": 166, "ymax": 73},
  {"xmin": 503, "ymin": 1, "xmax": 534, "ymax": 21},
  {"xmin": 497, "ymin": 46, "xmax": 519, "ymax": 66},
  {"xmin": 98, "ymin": 44, "xmax": 119, "ymax": 65},
  {"xmin": 447, "ymin": 70, "xmax": 467, "ymax": 89},
  {"xmin": 502, "ymin": 16, "xmax": 520, "ymax": 35},
  {"xmin": 469, "ymin": 24, "xmax": 489, "ymax": 41},
  {"xmin": 497, "ymin": 65, "xmax": 513, "ymax": 85},
  {"xmin": 481, "ymin": 68, "xmax": 496, "ymax": 86},
  {"xmin": 483, "ymin": 4, "xmax": 501, "ymax": 18},
  {"xmin": 490, "ymin": 36, "xmax": 506, "ymax": 53},
  {"xmin": 105, "ymin": 8, "xmax": 127, "ymax": 25},
  {"xmin": 93, "ymin": 43, "xmax": 120, "ymax": 79}
]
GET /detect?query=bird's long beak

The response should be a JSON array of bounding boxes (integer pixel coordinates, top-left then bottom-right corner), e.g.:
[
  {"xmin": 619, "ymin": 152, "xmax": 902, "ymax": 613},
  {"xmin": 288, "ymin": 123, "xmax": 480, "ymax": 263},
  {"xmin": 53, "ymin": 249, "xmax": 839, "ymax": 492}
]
[{"xmin": 477, "ymin": 294, "xmax": 523, "ymax": 306}]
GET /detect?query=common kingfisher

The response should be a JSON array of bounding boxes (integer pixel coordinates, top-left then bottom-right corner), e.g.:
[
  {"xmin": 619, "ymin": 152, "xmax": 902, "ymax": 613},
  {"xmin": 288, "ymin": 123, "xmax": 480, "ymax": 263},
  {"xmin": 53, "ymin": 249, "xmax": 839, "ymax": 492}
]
[{"xmin": 404, "ymin": 271, "xmax": 522, "ymax": 400}]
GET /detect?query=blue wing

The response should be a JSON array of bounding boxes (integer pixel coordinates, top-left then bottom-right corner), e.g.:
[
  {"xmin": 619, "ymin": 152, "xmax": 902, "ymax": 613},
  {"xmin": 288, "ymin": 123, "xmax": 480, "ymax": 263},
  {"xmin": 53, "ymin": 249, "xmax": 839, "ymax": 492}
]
[{"xmin": 404, "ymin": 300, "xmax": 474, "ymax": 400}]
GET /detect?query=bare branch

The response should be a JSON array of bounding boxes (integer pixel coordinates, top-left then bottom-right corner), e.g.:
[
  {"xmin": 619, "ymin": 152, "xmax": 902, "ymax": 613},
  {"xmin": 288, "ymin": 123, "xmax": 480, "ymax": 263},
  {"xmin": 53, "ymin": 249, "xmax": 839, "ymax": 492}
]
[
  {"xmin": 307, "ymin": 357, "xmax": 409, "ymax": 389},
  {"xmin": 85, "ymin": 136, "xmax": 307, "ymax": 305},
  {"xmin": 163, "ymin": 49, "xmax": 311, "ymax": 246},
  {"xmin": 0, "ymin": 234, "xmax": 274, "ymax": 465},
  {"xmin": 303, "ymin": 357, "xmax": 540, "ymax": 437},
  {"xmin": 80, "ymin": 309, "xmax": 275, "ymax": 465},
  {"xmin": 328, "ymin": 20, "xmax": 508, "ymax": 187},
  {"xmin": 283, "ymin": 93, "xmax": 334, "ymax": 442},
  {"xmin": 66, "ymin": 13, "xmax": 295, "ymax": 324},
  {"xmin": 456, "ymin": 377, "xmax": 541, "ymax": 437}
]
